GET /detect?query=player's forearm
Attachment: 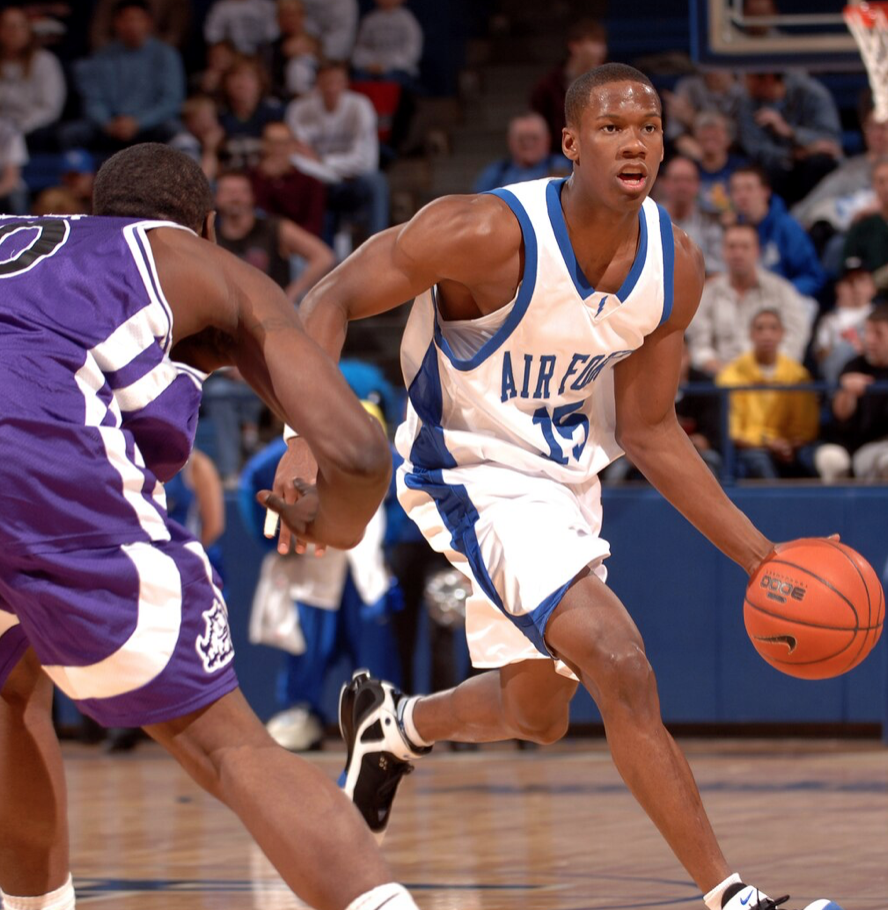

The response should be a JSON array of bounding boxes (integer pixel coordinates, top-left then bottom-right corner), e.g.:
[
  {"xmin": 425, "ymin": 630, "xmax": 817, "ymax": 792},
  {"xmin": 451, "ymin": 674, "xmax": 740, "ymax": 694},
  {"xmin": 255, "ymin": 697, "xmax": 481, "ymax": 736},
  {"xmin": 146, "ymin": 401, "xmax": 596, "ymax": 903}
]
[
  {"xmin": 298, "ymin": 279, "xmax": 352, "ymax": 363},
  {"xmin": 306, "ymin": 459, "xmax": 392, "ymax": 550},
  {"xmin": 622, "ymin": 421, "xmax": 772, "ymax": 575},
  {"xmin": 832, "ymin": 390, "xmax": 858, "ymax": 422}
]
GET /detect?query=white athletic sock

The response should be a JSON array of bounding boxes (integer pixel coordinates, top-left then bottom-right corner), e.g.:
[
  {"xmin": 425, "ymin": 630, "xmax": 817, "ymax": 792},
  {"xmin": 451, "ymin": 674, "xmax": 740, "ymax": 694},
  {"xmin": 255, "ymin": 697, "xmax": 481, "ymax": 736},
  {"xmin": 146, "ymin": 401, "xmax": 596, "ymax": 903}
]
[
  {"xmin": 344, "ymin": 883, "xmax": 418, "ymax": 910},
  {"xmin": 0, "ymin": 875, "xmax": 75, "ymax": 910},
  {"xmin": 704, "ymin": 873, "xmax": 743, "ymax": 910},
  {"xmin": 399, "ymin": 696, "xmax": 433, "ymax": 748}
]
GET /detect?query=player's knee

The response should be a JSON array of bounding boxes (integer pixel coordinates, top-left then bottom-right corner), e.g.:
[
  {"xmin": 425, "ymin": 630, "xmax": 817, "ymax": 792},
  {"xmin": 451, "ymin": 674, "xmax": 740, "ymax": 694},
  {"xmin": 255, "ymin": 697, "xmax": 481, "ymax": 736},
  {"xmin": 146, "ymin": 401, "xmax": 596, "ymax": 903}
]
[
  {"xmin": 505, "ymin": 705, "xmax": 570, "ymax": 745},
  {"xmin": 583, "ymin": 642, "xmax": 656, "ymax": 709}
]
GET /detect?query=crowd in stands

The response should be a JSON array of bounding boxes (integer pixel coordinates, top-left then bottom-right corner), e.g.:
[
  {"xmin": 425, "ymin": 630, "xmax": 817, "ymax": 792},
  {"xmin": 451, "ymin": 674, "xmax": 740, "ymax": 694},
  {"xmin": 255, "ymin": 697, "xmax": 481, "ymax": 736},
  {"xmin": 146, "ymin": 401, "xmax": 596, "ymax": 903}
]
[{"xmin": 0, "ymin": 0, "xmax": 886, "ymax": 484}]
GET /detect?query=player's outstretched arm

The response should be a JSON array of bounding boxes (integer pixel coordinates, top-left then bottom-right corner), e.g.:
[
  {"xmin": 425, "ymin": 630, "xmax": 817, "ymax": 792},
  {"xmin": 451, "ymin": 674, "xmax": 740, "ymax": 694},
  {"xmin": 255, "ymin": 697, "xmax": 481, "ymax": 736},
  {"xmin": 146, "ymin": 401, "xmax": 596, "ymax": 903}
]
[
  {"xmin": 270, "ymin": 194, "xmax": 522, "ymax": 551},
  {"xmin": 297, "ymin": 193, "xmax": 524, "ymax": 362},
  {"xmin": 613, "ymin": 227, "xmax": 773, "ymax": 576},
  {"xmin": 150, "ymin": 228, "xmax": 390, "ymax": 550}
]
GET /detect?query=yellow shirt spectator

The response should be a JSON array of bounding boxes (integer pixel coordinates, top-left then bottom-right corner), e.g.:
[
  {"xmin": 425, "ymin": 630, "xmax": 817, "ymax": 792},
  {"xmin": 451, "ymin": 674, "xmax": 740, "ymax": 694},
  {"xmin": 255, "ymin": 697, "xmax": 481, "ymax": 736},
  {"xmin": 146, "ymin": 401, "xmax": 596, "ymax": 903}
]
[{"xmin": 716, "ymin": 351, "xmax": 819, "ymax": 447}]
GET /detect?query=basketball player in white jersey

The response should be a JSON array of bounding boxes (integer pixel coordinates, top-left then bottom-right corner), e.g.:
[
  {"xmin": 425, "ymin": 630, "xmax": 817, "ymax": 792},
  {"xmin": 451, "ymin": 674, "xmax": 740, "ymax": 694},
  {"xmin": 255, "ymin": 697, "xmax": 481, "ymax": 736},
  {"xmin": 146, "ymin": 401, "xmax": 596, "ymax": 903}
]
[{"xmin": 272, "ymin": 64, "xmax": 840, "ymax": 910}]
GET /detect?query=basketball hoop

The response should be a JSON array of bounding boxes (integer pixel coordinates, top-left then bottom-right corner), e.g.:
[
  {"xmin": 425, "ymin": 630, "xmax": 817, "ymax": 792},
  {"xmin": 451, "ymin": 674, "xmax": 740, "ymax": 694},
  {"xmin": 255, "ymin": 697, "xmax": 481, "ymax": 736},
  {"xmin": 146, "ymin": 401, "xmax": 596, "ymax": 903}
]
[{"xmin": 844, "ymin": 1, "xmax": 888, "ymax": 121}]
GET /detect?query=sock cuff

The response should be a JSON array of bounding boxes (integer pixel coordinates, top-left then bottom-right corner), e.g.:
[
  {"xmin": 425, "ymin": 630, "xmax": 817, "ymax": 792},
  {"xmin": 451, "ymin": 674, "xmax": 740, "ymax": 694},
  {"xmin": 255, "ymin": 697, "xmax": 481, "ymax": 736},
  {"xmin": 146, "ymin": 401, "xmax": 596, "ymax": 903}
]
[
  {"xmin": 344, "ymin": 883, "xmax": 417, "ymax": 910},
  {"xmin": 703, "ymin": 873, "xmax": 743, "ymax": 910},
  {"xmin": 398, "ymin": 695, "xmax": 432, "ymax": 749},
  {"xmin": 1, "ymin": 875, "xmax": 75, "ymax": 910}
]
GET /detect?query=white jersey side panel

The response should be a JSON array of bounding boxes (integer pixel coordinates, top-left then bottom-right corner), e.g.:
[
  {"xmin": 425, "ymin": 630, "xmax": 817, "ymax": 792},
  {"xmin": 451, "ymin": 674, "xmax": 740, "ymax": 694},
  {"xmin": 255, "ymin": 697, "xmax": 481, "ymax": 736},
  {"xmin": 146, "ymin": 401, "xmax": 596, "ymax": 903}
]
[{"xmin": 394, "ymin": 177, "xmax": 675, "ymax": 484}]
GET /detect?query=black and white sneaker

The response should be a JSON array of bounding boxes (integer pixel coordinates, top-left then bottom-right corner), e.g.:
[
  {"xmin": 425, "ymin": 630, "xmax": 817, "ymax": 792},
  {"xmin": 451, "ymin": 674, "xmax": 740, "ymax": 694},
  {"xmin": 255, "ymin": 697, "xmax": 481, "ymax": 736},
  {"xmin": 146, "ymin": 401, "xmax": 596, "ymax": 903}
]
[
  {"xmin": 722, "ymin": 884, "xmax": 844, "ymax": 910},
  {"xmin": 338, "ymin": 670, "xmax": 432, "ymax": 843}
]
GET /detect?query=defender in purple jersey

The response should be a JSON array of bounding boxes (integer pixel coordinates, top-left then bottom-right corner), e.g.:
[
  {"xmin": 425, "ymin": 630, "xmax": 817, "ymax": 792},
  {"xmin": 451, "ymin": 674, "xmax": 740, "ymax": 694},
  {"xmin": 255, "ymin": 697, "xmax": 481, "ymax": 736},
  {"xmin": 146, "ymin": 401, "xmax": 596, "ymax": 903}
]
[{"xmin": 0, "ymin": 144, "xmax": 419, "ymax": 910}]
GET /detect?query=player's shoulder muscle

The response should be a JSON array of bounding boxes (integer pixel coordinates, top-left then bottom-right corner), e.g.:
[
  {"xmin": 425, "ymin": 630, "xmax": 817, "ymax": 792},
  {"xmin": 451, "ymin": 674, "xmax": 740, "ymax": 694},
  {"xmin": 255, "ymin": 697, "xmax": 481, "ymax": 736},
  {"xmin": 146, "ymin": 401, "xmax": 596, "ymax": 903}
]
[
  {"xmin": 396, "ymin": 192, "xmax": 523, "ymax": 286},
  {"xmin": 667, "ymin": 223, "xmax": 706, "ymax": 332}
]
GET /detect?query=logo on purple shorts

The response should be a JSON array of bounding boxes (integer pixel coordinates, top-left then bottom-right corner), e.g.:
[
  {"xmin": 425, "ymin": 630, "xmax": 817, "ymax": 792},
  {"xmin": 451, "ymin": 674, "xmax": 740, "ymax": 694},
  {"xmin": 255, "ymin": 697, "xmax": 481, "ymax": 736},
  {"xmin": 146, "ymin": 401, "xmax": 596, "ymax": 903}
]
[{"xmin": 195, "ymin": 600, "xmax": 234, "ymax": 673}]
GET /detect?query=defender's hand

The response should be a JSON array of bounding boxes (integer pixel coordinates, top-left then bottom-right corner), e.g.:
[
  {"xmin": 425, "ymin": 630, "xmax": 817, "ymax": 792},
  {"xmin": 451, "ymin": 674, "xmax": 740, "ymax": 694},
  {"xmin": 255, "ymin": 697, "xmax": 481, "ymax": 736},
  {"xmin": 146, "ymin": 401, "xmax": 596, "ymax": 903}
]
[
  {"xmin": 269, "ymin": 438, "xmax": 323, "ymax": 555},
  {"xmin": 258, "ymin": 479, "xmax": 320, "ymax": 541}
]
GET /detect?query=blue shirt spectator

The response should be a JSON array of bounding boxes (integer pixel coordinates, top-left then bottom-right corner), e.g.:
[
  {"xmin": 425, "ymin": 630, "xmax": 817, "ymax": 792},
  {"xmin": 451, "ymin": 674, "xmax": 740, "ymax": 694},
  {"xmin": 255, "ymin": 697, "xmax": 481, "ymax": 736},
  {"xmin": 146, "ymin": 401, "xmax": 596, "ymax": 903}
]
[
  {"xmin": 737, "ymin": 71, "xmax": 843, "ymax": 204},
  {"xmin": 65, "ymin": 0, "xmax": 184, "ymax": 150},
  {"xmin": 474, "ymin": 111, "xmax": 571, "ymax": 194},
  {"xmin": 730, "ymin": 165, "xmax": 826, "ymax": 299}
]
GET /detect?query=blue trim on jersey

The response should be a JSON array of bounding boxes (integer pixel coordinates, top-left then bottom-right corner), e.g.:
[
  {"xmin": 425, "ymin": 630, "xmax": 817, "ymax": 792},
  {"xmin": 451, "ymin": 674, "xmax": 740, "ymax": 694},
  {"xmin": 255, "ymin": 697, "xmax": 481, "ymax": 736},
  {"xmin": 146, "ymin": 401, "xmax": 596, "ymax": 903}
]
[
  {"xmin": 657, "ymin": 204, "xmax": 675, "ymax": 325},
  {"xmin": 402, "ymin": 468, "xmax": 560, "ymax": 658},
  {"xmin": 405, "ymin": 339, "xmax": 565, "ymax": 656},
  {"xmin": 430, "ymin": 188, "xmax": 538, "ymax": 373},
  {"xmin": 545, "ymin": 178, "xmax": 648, "ymax": 303}
]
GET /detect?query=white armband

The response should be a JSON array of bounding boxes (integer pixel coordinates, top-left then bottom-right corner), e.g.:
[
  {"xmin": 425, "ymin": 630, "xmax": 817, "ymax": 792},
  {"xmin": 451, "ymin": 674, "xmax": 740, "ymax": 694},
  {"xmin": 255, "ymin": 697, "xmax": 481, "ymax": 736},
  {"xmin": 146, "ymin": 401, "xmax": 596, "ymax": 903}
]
[{"xmin": 283, "ymin": 424, "xmax": 300, "ymax": 442}]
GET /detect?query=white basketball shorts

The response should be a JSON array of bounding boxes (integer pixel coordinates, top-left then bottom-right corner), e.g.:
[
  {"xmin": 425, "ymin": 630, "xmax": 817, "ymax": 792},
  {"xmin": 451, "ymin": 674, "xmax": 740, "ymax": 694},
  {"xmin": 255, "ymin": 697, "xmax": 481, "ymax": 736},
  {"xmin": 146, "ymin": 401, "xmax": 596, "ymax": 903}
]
[{"xmin": 397, "ymin": 463, "xmax": 609, "ymax": 680}]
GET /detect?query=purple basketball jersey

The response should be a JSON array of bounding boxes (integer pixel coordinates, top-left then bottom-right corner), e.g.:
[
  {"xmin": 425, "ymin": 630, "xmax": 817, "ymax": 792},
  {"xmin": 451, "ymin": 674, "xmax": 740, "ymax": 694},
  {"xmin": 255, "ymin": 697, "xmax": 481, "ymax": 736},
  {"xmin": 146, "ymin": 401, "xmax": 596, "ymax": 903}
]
[{"xmin": 0, "ymin": 215, "xmax": 238, "ymax": 725}]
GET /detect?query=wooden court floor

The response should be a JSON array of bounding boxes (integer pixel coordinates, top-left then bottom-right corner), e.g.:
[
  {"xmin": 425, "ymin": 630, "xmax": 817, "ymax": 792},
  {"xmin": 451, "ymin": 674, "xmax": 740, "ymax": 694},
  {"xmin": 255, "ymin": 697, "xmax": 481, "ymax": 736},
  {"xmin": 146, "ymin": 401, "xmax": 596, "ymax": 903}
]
[{"xmin": 64, "ymin": 738, "xmax": 888, "ymax": 910}]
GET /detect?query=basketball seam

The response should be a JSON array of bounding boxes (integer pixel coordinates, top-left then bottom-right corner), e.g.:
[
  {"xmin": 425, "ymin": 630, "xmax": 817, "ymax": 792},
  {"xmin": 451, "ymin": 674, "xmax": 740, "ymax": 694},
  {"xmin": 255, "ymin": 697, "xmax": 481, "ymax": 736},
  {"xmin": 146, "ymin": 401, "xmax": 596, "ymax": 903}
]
[
  {"xmin": 830, "ymin": 542, "xmax": 871, "ymax": 673},
  {"xmin": 763, "ymin": 556, "xmax": 860, "ymax": 626},
  {"xmin": 743, "ymin": 598, "xmax": 883, "ymax": 632}
]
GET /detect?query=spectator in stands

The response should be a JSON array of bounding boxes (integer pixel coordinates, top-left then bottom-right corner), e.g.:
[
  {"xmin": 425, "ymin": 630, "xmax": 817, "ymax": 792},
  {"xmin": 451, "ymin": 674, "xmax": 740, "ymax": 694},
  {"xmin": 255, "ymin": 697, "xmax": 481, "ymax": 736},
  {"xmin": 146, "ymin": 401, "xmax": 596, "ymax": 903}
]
[
  {"xmin": 206, "ymin": 169, "xmax": 335, "ymax": 485},
  {"xmin": 238, "ymin": 390, "xmax": 401, "ymax": 752},
  {"xmin": 729, "ymin": 164, "xmax": 826, "ymax": 299},
  {"xmin": 529, "ymin": 18, "xmax": 607, "ymax": 147},
  {"xmin": 664, "ymin": 69, "xmax": 743, "ymax": 157},
  {"xmin": 814, "ymin": 258, "xmax": 877, "ymax": 383},
  {"xmin": 270, "ymin": 0, "xmax": 320, "ymax": 99},
  {"xmin": 686, "ymin": 112, "xmax": 747, "ymax": 217},
  {"xmin": 716, "ymin": 309, "xmax": 819, "ymax": 479},
  {"xmin": 170, "ymin": 95, "xmax": 225, "ymax": 180},
  {"xmin": 215, "ymin": 169, "xmax": 335, "ymax": 303},
  {"xmin": 816, "ymin": 304, "xmax": 888, "ymax": 481},
  {"xmin": 687, "ymin": 223, "xmax": 810, "ymax": 374},
  {"xmin": 301, "ymin": 0, "xmax": 358, "ymax": 61},
  {"xmin": 204, "ymin": 0, "xmax": 279, "ymax": 56},
  {"xmin": 473, "ymin": 111, "xmax": 570, "ymax": 193},
  {"xmin": 250, "ymin": 120, "xmax": 326, "ymax": 237},
  {"xmin": 286, "ymin": 58, "xmax": 388, "ymax": 242},
  {"xmin": 842, "ymin": 156, "xmax": 888, "ymax": 290},
  {"xmin": 737, "ymin": 71, "xmax": 843, "ymax": 205},
  {"xmin": 64, "ymin": 0, "xmax": 185, "ymax": 152},
  {"xmin": 30, "ymin": 185, "xmax": 85, "ymax": 216},
  {"xmin": 351, "ymin": 0, "xmax": 423, "ymax": 84},
  {"xmin": 193, "ymin": 39, "xmax": 238, "ymax": 101},
  {"xmin": 59, "ymin": 147, "xmax": 96, "ymax": 212},
  {"xmin": 658, "ymin": 156, "xmax": 724, "ymax": 275},
  {"xmin": 792, "ymin": 106, "xmax": 888, "ymax": 240},
  {"xmin": 218, "ymin": 55, "xmax": 284, "ymax": 169},
  {"xmin": 0, "ymin": 6, "xmax": 65, "ymax": 150},
  {"xmin": 90, "ymin": 0, "xmax": 190, "ymax": 50},
  {"xmin": 0, "ymin": 117, "xmax": 27, "ymax": 214}
]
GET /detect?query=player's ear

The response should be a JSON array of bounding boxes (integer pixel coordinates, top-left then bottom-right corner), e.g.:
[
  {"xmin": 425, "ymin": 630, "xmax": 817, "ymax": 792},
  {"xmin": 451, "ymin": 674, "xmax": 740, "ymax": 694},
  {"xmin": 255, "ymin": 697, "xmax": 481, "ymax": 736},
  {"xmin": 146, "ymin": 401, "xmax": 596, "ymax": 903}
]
[
  {"xmin": 202, "ymin": 210, "xmax": 217, "ymax": 243},
  {"xmin": 562, "ymin": 126, "xmax": 579, "ymax": 164}
]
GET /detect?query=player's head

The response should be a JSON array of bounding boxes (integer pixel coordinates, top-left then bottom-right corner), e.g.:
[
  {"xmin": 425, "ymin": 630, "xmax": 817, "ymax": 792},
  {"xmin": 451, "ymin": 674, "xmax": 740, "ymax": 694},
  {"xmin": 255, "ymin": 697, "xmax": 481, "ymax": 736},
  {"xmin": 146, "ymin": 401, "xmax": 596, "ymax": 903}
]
[
  {"xmin": 93, "ymin": 143, "xmax": 215, "ymax": 238},
  {"xmin": 562, "ymin": 63, "xmax": 663, "ymax": 206}
]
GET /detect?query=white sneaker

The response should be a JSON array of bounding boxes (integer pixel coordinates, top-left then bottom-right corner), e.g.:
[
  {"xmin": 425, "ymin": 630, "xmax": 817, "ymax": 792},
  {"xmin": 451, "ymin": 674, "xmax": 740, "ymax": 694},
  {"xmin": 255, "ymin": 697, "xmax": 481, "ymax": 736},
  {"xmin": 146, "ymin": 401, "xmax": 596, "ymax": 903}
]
[{"xmin": 722, "ymin": 885, "xmax": 844, "ymax": 910}]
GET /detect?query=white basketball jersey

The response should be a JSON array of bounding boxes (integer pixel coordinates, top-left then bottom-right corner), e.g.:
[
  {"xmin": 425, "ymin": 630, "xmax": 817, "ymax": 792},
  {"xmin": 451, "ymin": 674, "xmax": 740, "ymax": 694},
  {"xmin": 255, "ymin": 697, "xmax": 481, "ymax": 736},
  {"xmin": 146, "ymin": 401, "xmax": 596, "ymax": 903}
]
[{"xmin": 395, "ymin": 177, "xmax": 675, "ymax": 485}]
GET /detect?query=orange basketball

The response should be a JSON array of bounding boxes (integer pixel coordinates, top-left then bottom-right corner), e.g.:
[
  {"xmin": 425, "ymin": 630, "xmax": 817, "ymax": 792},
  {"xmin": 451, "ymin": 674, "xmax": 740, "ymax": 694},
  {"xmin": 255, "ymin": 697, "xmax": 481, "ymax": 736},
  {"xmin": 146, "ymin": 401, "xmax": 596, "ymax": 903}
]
[{"xmin": 744, "ymin": 538, "xmax": 885, "ymax": 680}]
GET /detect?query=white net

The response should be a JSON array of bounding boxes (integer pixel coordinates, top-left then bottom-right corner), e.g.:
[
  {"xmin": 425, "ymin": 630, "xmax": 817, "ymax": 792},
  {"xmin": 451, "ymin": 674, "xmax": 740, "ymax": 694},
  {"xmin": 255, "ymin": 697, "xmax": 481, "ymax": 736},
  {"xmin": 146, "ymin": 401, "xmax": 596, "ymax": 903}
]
[{"xmin": 844, "ymin": 2, "xmax": 888, "ymax": 121}]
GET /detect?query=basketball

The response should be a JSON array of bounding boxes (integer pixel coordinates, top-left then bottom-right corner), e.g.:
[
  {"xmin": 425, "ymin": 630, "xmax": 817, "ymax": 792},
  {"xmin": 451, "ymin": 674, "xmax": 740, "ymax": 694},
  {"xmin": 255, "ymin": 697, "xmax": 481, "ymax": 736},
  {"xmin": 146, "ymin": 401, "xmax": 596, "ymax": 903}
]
[{"xmin": 744, "ymin": 538, "xmax": 885, "ymax": 680}]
